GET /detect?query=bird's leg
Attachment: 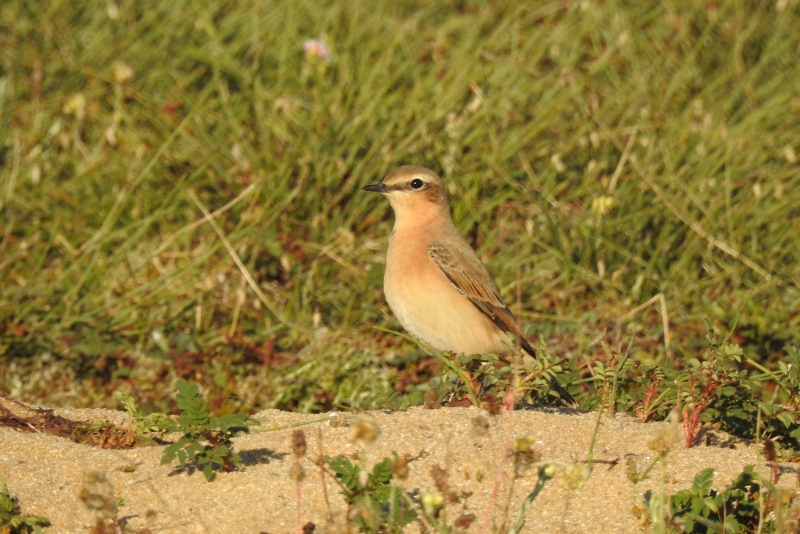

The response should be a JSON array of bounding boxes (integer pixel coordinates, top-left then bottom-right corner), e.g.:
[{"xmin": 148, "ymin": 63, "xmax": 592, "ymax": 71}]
[{"xmin": 502, "ymin": 336, "xmax": 523, "ymax": 411}]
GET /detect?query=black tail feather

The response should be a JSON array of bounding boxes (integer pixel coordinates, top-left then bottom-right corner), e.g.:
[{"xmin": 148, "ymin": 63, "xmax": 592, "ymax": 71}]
[{"xmin": 520, "ymin": 336, "xmax": 578, "ymax": 408}]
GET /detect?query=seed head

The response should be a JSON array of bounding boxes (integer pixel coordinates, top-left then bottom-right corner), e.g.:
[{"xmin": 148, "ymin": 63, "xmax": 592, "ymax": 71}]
[
  {"xmin": 648, "ymin": 410, "xmax": 680, "ymax": 453},
  {"xmin": 112, "ymin": 61, "xmax": 134, "ymax": 84},
  {"xmin": 77, "ymin": 471, "xmax": 117, "ymax": 521},
  {"xmin": 291, "ymin": 430, "xmax": 307, "ymax": 458},
  {"xmin": 625, "ymin": 456, "xmax": 639, "ymax": 483},
  {"xmin": 471, "ymin": 415, "xmax": 490, "ymax": 437},
  {"xmin": 542, "ymin": 463, "xmax": 557, "ymax": 478},
  {"xmin": 764, "ymin": 439, "xmax": 777, "ymax": 462},
  {"xmin": 480, "ymin": 393, "xmax": 502, "ymax": 415},
  {"xmin": 421, "ymin": 492, "xmax": 444, "ymax": 518},
  {"xmin": 431, "ymin": 465, "xmax": 449, "ymax": 494},
  {"xmin": 558, "ymin": 464, "xmax": 591, "ymax": 491},
  {"xmin": 513, "ymin": 434, "xmax": 536, "ymax": 453},
  {"xmin": 391, "ymin": 454, "xmax": 410, "ymax": 480},
  {"xmin": 290, "ymin": 462, "xmax": 305, "ymax": 482},
  {"xmin": 350, "ymin": 416, "xmax": 380, "ymax": 448},
  {"xmin": 512, "ymin": 435, "xmax": 540, "ymax": 477}
]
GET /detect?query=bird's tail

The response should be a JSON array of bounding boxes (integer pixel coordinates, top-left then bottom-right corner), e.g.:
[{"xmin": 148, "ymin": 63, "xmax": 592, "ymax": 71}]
[{"xmin": 520, "ymin": 337, "xmax": 578, "ymax": 408}]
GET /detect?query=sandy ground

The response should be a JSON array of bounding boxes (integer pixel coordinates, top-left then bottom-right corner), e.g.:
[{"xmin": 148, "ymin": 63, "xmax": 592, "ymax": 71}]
[{"xmin": 0, "ymin": 397, "xmax": 792, "ymax": 533}]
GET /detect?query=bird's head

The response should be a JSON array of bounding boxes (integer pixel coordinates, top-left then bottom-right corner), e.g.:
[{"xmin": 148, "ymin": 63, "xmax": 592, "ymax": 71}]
[{"xmin": 362, "ymin": 166, "xmax": 449, "ymax": 224}]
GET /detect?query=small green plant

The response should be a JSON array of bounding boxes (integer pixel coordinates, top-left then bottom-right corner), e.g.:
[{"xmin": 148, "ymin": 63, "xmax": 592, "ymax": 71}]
[
  {"xmin": 318, "ymin": 416, "xmax": 481, "ymax": 532},
  {"xmin": 678, "ymin": 326, "xmax": 744, "ymax": 448},
  {"xmin": 508, "ymin": 464, "xmax": 556, "ymax": 533},
  {"xmin": 0, "ymin": 476, "xmax": 49, "ymax": 534},
  {"xmin": 670, "ymin": 465, "xmax": 764, "ymax": 533},
  {"xmin": 434, "ymin": 338, "xmax": 573, "ymax": 407},
  {"xmin": 159, "ymin": 380, "xmax": 258, "ymax": 481},
  {"xmin": 324, "ymin": 453, "xmax": 417, "ymax": 530},
  {"xmin": 114, "ymin": 391, "xmax": 170, "ymax": 438}
]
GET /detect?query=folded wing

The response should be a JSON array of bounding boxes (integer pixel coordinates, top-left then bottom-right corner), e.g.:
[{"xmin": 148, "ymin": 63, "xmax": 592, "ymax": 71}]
[{"xmin": 428, "ymin": 240, "xmax": 535, "ymax": 355}]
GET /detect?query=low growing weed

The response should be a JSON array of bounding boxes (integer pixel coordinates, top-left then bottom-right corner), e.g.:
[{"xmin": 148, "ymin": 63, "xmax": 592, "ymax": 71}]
[
  {"xmin": 669, "ymin": 466, "xmax": 766, "ymax": 533},
  {"xmin": 0, "ymin": 476, "xmax": 49, "ymax": 534},
  {"xmin": 159, "ymin": 380, "xmax": 258, "ymax": 481},
  {"xmin": 324, "ymin": 453, "xmax": 417, "ymax": 530},
  {"xmin": 113, "ymin": 380, "xmax": 258, "ymax": 480},
  {"xmin": 114, "ymin": 391, "xmax": 170, "ymax": 442},
  {"xmin": 580, "ymin": 326, "xmax": 800, "ymax": 455},
  {"xmin": 306, "ymin": 415, "xmax": 570, "ymax": 533}
]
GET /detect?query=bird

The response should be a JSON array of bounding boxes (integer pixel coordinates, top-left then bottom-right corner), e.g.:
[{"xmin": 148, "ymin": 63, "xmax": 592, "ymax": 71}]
[{"xmin": 362, "ymin": 165, "xmax": 574, "ymax": 404}]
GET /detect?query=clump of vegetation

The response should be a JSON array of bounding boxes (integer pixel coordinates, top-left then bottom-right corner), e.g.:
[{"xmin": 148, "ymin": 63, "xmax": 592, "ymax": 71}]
[
  {"xmin": 114, "ymin": 391, "xmax": 170, "ymax": 440},
  {"xmin": 308, "ymin": 415, "xmax": 565, "ymax": 532},
  {"xmin": 159, "ymin": 380, "xmax": 258, "ymax": 481},
  {"xmin": 669, "ymin": 466, "xmax": 765, "ymax": 533},
  {"xmin": 0, "ymin": 476, "xmax": 49, "ymax": 534},
  {"xmin": 324, "ymin": 453, "xmax": 417, "ymax": 530}
]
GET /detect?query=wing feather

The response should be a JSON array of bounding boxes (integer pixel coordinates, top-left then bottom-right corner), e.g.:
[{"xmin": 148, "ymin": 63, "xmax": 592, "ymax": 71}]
[{"xmin": 428, "ymin": 241, "xmax": 529, "ymax": 350}]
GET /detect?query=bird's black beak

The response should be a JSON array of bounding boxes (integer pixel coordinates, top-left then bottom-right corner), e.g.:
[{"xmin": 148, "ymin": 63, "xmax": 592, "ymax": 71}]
[{"xmin": 361, "ymin": 182, "xmax": 387, "ymax": 193}]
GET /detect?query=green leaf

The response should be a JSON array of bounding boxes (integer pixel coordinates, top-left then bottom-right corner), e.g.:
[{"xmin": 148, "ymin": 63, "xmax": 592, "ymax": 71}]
[
  {"xmin": 0, "ymin": 494, "xmax": 13, "ymax": 514},
  {"xmin": 703, "ymin": 496, "xmax": 718, "ymax": 513},
  {"xmin": 692, "ymin": 467, "xmax": 715, "ymax": 494},
  {"xmin": 87, "ymin": 420, "xmax": 108, "ymax": 431}
]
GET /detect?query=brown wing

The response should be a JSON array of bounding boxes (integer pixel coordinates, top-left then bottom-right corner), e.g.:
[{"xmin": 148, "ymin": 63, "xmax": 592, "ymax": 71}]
[{"xmin": 428, "ymin": 241, "xmax": 532, "ymax": 354}]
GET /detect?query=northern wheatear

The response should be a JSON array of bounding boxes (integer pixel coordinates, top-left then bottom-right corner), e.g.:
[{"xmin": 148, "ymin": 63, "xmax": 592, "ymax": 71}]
[{"xmin": 362, "ymin": 165, "xmax": 538, "ymax": 360}]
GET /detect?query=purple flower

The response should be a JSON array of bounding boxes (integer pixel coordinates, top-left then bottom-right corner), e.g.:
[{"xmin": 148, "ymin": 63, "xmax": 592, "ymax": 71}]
[{"xmin": 303, "ymin": 39, "xmax": 330, "ymax": 63}]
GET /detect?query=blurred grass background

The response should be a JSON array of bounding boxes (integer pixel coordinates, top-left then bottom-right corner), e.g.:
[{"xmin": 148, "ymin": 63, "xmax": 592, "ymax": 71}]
[{"xmin": 1, "ymin": 0, "xmax": 798, "ymax": 414}]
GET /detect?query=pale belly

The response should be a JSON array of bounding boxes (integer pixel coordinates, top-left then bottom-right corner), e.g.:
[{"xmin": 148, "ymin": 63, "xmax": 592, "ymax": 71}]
[{"xmin": 383, "ymin": 242, "xmax": 511, "ymax": 355}]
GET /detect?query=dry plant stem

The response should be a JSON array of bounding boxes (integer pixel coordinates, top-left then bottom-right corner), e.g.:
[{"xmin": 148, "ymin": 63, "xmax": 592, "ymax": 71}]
[
  {"xmin": 498, "ymin": 343, "xmax": 524, "ymax": 531},
  {"xmin": 300, "ymin": 240, "xmax": 364, "ymax": 277},
  {"xmin": 658, "ymin": 453, "xmax": 670, "ymax": 531},
  {"xmin": 317, "ymin": 464, "xmax": 351, "ymax": 496},
  {"xmin": 480, "ymin": 375, "xmax": 517, "ymax": 534},
  {"xmin": 0, "ymin": 129, "xmax": 20, "ymax": 213},
  {"xmin": 499, "ymin": 474, "xmax": 517, "ymax": 533},
  {"xmin": 259, "ymin": 416, "xmax": 346, "ymax": 433},
  {"xmin": 607, "ymin": 131, "xmax": 637, "ymax": 195},
  {"xmin": 152, "ymin": 179, "xmax": 256, "ymax": 259},
  {"xmin": 617, "ymin": 293, "xmax": 671, "ymax": 358},
  {"xmin": 638, "ymin": 451, "xmax": 668, "ymax": 482},
  {"xmin": 189, "ymin": 189, "xmax": 311, "ymax": 334},
  {"xmin": 229, "ymin": 288, "xmax": 243, "ymax": 337},
  {"xmin": 317, "ymin": 428, "xmax": 333, "ymax": 524},
  {"xmin": 295, "ymin": 478, "xmax": 302, "ymax": 534},
  {"xmin": 81, "ymin": 87, "xmax": 213, "ymax": 254},
  {"xmin": 585, "ymin": 106, "xmax": 772, "ymax": 281},
  {"xmin": 586, "ymin": 394, "xmax": 606, "ymax": 468},
  {"xmin": 479, "ymin": 421, "xmax": 512, "ymax": 534},
  {"xmin": 588, "ymin": 338, "xmax": 632, "ymax": 465},
  {"xmin": 639, "ymin": 166, "xmax": 771, "ymax": 280}
]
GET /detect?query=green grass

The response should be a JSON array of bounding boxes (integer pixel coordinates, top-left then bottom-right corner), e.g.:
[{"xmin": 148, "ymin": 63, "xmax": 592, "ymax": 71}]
[{"xmin": 1, "ymin": 1, "xmax": 799, "ymax": 413}]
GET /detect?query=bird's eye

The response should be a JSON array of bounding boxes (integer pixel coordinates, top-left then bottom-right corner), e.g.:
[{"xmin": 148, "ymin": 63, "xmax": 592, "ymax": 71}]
[{"xmin": 410, "ymin": 178, "xmax": 424, "ymax": 189}]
